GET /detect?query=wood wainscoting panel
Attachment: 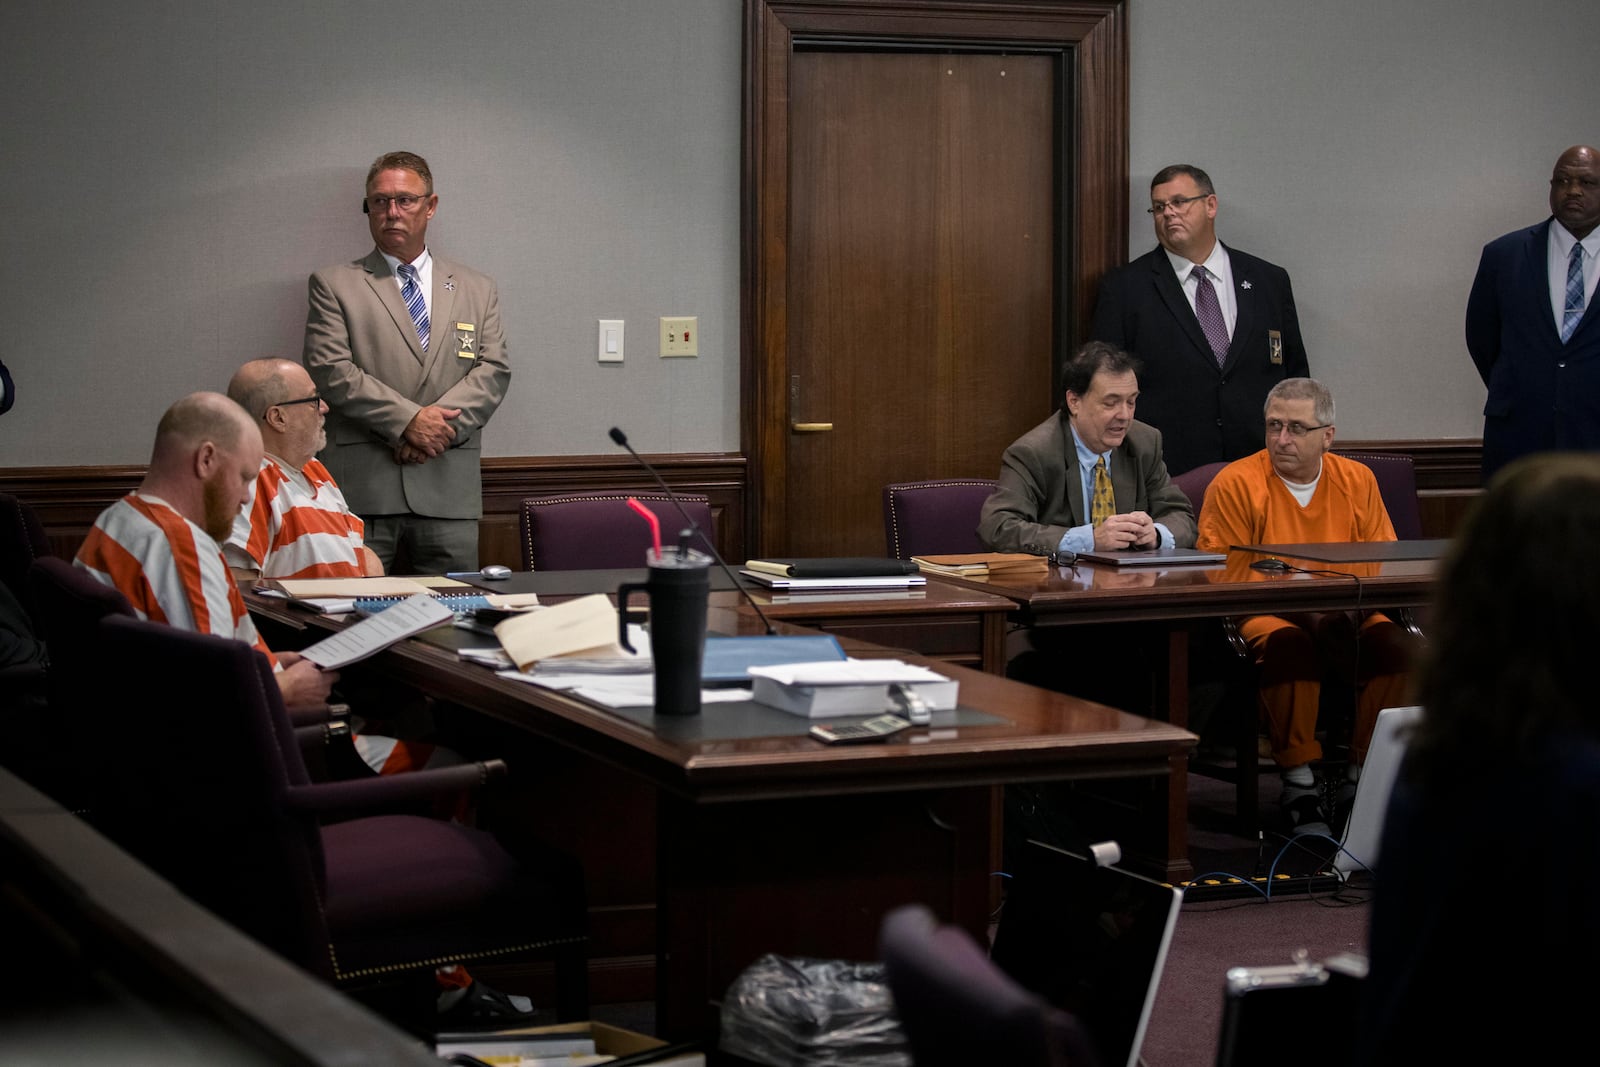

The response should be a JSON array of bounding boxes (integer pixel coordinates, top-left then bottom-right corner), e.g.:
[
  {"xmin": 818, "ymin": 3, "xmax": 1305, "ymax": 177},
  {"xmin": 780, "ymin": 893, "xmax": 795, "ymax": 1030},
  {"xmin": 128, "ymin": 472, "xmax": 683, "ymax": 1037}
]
[
  {"xmin": 0, "ymin": 442, "xmax": 1480, "ymax": 562},
  {"xmin": 1, "ymin": 454, "xmax": 748, "ymax": 567}
]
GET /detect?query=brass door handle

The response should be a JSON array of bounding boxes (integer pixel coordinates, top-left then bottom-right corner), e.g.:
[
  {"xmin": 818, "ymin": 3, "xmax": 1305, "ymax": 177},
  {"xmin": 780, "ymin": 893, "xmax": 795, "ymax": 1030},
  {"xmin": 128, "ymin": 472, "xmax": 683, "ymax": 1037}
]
[{"xmin": 791, "ymin": 422, "xmax": 834, "ymax": 433}]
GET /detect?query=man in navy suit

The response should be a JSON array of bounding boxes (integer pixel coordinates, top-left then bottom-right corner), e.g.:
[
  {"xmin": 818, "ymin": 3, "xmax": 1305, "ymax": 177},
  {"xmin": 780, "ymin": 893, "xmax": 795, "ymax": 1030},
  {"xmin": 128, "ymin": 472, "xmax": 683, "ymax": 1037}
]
[
  {"xmin": 1090, "ymin": 164, "xmax": 1308, "ymax": 476},
  {"xmin": 1467, "ymin": 145, "xmax": 1600, "ymax": 483}
]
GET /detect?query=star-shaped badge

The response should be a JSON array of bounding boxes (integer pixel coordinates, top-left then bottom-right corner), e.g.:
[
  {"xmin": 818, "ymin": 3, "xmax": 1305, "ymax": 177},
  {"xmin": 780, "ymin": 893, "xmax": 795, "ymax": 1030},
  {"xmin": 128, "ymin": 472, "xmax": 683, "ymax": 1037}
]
[
  {"xmin": 1240, "ymin": 280, "xmax": 1253, "ymax": 290},
  {"xmin": 443, "ymin": 279, "xmax": 456, "ymax": 291}
]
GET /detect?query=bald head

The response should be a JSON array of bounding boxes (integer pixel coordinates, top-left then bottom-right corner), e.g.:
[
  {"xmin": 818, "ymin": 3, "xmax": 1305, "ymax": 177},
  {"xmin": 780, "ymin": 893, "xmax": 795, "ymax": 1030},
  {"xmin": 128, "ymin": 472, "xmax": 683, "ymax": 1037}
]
[
  {"xmin": 1551, "ymin": 145, "xmax": 1600, "ymax": 240},
  {"xmin": 150, "ymin": 393, "xmax": 255, "ymax": 471},
  {"xmin": 226, "ymin": 359, "xmax": 327, "ymax": 468},
  {"xmin": 143, "ymin": 393, "xmax": 263, "ymax": 540},
  {"xmin": 228, "ymin": 359, "xmax": 303, "ymax": 420}
]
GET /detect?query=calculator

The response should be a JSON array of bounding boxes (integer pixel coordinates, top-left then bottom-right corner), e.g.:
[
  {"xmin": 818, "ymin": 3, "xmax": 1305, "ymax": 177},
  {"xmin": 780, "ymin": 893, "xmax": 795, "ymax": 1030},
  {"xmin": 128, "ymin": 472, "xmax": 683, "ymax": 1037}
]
[{"xmin": 809, "ymin": 714, "xmax": 912, "ymax": 744}]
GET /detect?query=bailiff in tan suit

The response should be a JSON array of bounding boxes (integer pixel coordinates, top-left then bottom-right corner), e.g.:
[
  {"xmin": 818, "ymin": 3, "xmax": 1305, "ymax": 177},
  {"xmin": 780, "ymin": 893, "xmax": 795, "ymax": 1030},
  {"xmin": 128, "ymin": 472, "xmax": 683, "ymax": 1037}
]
[{"xmin": 303, "ymin": 151, "xmax": 510, "ymax": 573}]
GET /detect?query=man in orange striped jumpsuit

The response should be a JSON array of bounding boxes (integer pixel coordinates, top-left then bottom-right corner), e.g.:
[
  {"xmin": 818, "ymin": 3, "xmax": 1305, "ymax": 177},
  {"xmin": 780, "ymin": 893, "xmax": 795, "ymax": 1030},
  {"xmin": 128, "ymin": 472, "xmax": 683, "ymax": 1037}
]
[
  {"xmin": 76, "ymin": 392, "xmax": 531, "ymax": 1022},
  {"xmin": 222, "ymin": 359, "xmax": 382, "ymax": 581},
  {"xmin": 77, "ymin": 391, "xmax": 453, "ymax": 776},
  {"xmin": 1197, "ymin": 378, "xmax": 1415, "ymax": 837},
  {"xmin": 76, "ymin": 392, "xmax": 337, "ymax": 708}
]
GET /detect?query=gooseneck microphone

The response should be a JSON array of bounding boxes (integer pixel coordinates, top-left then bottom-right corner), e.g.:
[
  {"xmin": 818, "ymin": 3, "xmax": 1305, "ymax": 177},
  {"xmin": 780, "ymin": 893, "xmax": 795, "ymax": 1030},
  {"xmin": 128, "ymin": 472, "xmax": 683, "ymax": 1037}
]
[{"xmin": 609, "ymin": 427, "xmax": 777, "ymax": 635}]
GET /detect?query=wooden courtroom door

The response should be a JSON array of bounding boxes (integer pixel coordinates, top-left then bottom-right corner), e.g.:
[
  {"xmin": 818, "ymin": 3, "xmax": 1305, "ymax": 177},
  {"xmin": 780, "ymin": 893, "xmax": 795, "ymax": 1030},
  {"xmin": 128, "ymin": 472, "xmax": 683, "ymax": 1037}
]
[
  {"xmin": 744, "ymin": 0, "xmax": 1129, "ymax": 559},
  {"xmin": 780, "ymin": 50, "xmax": 1056, "ymax": 557}
]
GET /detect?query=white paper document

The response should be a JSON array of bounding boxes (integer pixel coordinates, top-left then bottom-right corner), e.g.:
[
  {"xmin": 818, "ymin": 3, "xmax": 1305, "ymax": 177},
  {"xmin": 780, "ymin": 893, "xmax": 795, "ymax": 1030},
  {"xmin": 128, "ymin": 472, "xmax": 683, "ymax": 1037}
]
[
  {"xmin": 299, "ymin": 594, "xmax": 455, "ymax": 669},
  {"xmin": 504, "ymin": 670, "xmax": 750, "ymax": 709},
  {"xmin": 746, "ymin": 659, "xmax": 953, "ymax": 687}
]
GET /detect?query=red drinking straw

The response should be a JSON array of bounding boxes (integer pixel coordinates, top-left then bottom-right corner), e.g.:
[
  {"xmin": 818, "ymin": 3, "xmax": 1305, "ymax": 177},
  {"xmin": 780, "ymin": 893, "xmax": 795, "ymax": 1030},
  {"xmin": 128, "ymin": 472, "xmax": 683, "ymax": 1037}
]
[{"xmin": 627, "ymin": 497, "xmax": 663, "ymax": 557}]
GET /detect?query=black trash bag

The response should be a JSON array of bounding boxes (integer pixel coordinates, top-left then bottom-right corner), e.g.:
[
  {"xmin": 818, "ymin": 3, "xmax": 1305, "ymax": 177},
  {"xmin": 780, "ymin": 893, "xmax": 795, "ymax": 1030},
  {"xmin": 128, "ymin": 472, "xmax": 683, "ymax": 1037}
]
[{"xmin": 719, "ymin": 954, "xmax": 912, "ymax": 1067}]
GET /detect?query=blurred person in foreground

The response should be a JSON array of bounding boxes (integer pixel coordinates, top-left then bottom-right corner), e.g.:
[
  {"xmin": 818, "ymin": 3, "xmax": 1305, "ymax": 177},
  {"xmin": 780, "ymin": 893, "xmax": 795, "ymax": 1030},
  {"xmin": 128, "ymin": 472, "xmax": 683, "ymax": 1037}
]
[{"xmin": 1357, "ymin": 452, "xmax": 1600, "ymax": 1063}]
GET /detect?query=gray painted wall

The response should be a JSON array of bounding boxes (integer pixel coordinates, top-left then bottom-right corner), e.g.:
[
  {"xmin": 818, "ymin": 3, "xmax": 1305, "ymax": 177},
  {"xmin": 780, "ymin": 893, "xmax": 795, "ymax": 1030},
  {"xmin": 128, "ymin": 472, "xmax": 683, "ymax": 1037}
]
[{"xmin": 1, "ymin": 0, "xmax": 1594, "ymax": 467}]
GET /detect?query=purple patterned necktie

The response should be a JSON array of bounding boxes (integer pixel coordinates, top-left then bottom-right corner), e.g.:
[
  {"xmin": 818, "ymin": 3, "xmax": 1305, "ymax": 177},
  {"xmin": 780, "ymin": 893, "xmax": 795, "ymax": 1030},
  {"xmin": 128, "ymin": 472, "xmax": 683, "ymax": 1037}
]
[
  {"xmin": 1192, "ymin": 264, "xmax": 1230, "ymax": 366},
  {"xmin": 398, "ymin": 262, "xmax": 430, "ymax": 352}
]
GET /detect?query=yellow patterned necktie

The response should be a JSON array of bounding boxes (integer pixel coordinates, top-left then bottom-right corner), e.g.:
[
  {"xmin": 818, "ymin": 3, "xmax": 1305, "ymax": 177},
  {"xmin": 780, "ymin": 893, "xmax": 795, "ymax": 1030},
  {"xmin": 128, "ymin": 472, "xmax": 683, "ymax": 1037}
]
[{"xmin": 1090, "ymin": 456, "xmax": 1114, "ymax": 525}]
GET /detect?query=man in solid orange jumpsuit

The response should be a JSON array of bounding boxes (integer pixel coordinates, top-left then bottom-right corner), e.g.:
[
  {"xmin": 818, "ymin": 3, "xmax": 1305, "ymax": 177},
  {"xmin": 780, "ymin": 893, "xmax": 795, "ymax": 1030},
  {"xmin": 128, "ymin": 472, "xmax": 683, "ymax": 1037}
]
[{"xmin": 1198, "ymin": 378, "xmax": 1415, "ymax": 836}]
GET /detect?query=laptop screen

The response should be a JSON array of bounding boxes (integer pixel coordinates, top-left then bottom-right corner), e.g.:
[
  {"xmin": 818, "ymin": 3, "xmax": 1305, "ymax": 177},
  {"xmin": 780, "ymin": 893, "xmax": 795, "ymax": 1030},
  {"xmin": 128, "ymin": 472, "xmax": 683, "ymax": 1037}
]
[
  {"xmin": 1333, "ymin": 704, "xmax": 1423, "ymax": 878},
  {"xmin": 989, "ymin": 840, "xmax": 1181, "ymax": 1067}
]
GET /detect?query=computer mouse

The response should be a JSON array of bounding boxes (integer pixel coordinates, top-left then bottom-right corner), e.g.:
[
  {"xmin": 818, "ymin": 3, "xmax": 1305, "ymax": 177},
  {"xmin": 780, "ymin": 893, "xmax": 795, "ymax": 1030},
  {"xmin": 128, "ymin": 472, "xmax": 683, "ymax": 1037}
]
[
  {"xmin": 480, "ymin": 564, "xmax": 512, "ymax": 580},
  {"xmin": 1249, "ymin": 558, "xmax": 1291, "ymax": 573}
]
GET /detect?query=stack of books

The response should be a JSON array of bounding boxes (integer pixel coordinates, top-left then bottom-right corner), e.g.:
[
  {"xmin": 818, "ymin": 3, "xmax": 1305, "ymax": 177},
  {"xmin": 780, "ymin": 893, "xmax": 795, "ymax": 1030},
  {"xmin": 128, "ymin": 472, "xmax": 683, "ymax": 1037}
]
[
  {"xmin": 910, "ymin": 552, "xmax": 1049, "ymax": 579},
  {"xmin": 740, "ymin": 556, "xmax": 925, "ymax": 592},
  {"xmin": 747, "ymin": 659, "xmax": 958, "ymax": 718}
]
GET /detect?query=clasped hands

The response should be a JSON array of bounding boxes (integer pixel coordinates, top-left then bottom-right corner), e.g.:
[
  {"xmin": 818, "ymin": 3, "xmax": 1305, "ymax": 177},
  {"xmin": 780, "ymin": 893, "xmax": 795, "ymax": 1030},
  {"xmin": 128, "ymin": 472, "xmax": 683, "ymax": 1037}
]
[
  {"xmin": 394, "ymin": 404, "xmax": 462, "ymax": 465},
  {"xmin": 1092, "ymin": 511, "xmax": 1161, "ymax": 550}
]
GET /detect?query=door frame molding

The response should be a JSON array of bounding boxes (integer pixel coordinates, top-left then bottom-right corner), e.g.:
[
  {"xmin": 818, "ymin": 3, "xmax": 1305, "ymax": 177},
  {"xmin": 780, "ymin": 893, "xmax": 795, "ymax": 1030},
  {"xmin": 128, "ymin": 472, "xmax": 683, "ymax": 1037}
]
[{"xmin": 741, "ymin": 0, "xmax": 1128, "ymax": 554}]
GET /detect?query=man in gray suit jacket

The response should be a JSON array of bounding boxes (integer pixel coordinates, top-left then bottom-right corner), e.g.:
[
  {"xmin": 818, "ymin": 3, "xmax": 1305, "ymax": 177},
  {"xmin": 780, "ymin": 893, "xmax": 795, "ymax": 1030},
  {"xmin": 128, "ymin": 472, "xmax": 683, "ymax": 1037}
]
[
  {"xmin": 304, "ymin": 150, "xmax": 511, "ymax": 573},
  {"xmin": 980, "ymin": 341, "xmax": 1196, "ymax": 556}
]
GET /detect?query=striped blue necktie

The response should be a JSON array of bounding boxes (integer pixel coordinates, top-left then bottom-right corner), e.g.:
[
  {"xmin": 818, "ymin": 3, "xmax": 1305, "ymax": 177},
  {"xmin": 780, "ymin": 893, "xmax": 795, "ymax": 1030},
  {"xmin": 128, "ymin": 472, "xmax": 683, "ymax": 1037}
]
[
  {"xmin": 398, "ymin": 263, "xmax": 430, "ymax": 351},
  {"xmin": 1562, "ymin": 242, "xmax": 1585, "ymax": 344}
]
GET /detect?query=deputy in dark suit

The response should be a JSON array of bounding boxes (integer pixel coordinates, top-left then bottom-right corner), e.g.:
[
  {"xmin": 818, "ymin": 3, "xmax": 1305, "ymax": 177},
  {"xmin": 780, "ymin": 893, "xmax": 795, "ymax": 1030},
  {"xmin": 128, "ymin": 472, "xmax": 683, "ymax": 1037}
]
[
  {"xmin": 1467, "ymin": 145, "xmax": 1600, "ymax": 484},
  {"xmin": 1090, "ymin": 164, "xmax": 1308, "ymax": 476},
  {"xmin": 979, "ymin": 341, "xmax": 1196, "ymax": 556},
  {"xmin": 304, "ymin": 151, "xmax": 511, "ymax": 573}
]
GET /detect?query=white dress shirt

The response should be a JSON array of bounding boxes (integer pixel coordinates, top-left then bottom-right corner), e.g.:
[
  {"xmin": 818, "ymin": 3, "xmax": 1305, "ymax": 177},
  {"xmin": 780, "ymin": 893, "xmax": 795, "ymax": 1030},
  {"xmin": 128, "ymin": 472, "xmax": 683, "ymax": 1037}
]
[{"xmin": 1166, "ymin": 242, "xmax": 1237, "ymax": 337}]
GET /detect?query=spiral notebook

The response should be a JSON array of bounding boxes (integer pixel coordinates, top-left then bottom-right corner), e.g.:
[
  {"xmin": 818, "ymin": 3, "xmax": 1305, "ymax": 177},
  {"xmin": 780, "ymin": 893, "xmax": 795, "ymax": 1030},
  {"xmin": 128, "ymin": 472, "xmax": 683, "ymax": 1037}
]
[{"xmin": 353, "ymin": 593, "xmax": 499, "ymax": 616}]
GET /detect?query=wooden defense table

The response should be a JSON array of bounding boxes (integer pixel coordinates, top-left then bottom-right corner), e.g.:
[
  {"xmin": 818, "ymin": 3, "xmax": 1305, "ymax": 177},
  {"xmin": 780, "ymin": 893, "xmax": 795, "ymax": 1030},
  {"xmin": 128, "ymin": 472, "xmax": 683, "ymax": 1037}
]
[
  {"xmin": 247, "ymin": 589, "xmax": 1193, "ymax": 1042},
  {"xmin": 930, "ymin": 550, "xmax": 1438, "ymax": 878}
]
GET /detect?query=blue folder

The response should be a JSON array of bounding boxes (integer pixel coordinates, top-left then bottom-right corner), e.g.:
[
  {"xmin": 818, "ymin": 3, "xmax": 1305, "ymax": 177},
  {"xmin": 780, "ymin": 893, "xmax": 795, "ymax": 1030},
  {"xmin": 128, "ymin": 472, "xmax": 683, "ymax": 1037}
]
[{"xmin": 700, "ymin": 634, "xmax": 848, "ymax": 685}]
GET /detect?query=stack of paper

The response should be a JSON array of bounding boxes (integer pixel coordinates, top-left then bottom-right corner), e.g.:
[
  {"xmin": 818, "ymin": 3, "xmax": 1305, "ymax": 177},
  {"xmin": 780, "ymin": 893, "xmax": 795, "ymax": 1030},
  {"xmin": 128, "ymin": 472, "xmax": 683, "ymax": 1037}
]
[
  {"xmin": 259, "ymin": 575, "xmax": 541, "ymax": 615},
  {"xmin": 747, "ymin": 659, "xmax": 959, "ymax": 718},
  {"xmin": 743, "ymin": 557, "xmax": 920, "ymax": 578},
  {"xmin": 494, "ymin": 593, "xmax": 643, "ymax": 672}
]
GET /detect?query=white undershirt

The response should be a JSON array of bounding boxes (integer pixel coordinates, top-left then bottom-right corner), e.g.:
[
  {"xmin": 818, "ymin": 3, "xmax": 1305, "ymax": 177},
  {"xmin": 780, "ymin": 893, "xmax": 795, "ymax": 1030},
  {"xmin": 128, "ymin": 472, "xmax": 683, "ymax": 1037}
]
[{"xmin": 1277, "ymin": 463, "xmax": 1323, "ymax": 507}]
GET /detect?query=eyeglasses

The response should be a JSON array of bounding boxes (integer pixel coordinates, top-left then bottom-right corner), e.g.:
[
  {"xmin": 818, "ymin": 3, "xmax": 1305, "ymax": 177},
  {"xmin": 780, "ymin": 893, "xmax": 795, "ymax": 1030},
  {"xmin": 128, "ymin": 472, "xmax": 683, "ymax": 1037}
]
[
  {"xmin": 1025, "ymin": 544, "xmax": 1078, "ymax": 570},
  {"xmin": 362, "ymin": 193, "xmax": 430, "ymax": 214},
  {"xmin": 1146, "ymin": 194, "xmax": 1209, "ymax": 216},
  {"xmin": 274, "ymin": 393, "xmax": 322, "ymax": 409},
  {"xmin": 1265, "ymin": 419, "xmax": 1329, "ymax": 438}
]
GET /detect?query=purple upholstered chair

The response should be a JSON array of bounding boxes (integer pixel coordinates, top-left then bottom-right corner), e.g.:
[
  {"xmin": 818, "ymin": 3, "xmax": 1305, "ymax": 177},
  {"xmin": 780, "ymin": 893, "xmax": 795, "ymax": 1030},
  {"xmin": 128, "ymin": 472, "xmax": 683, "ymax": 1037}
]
[
  {"xmin": 880, "ymin": 904, "xmax": 1099, "ymax": 1067},
  {"xmin": 1338, "ymin": 452, "xmax": 1424, "ymax": 540},
  {"xmin": 0, "ymin": 499, "xmax": 54, "ymax": 800},
  {"xmin": 24, "ymin": 557, "xmax": 136, "ymax": 810},
  {"xmin": 1171, "ymin": 461, "xmax": 1229, "ymax": 517},
  {"xmin": 881, "ymin": 480, "xmax": 998, "ymax": 559},
  {"xmin": 27, "ymin": 556, "xmax": 348, "ymax": 797},
  {"xmin": 90, "ymin": 612, "xmax": 590, "ymax": 1020},
  {"xmin": 519, "ymin": 491, "xmax": 714, "ymax": 571},
  {"xmin": 0, "ymin": 493, "xmax": 50, "ymax": 619}
]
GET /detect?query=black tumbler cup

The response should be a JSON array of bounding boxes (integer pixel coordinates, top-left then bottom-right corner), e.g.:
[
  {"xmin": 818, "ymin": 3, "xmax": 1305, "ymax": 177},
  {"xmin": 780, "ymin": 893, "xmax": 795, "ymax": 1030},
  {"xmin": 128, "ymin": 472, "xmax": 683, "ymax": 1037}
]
[{"xmin": 616, "ymin": 547, "xmax": 711, "ymax": 715}]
